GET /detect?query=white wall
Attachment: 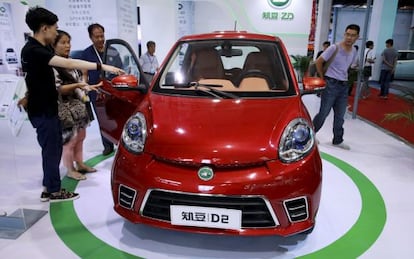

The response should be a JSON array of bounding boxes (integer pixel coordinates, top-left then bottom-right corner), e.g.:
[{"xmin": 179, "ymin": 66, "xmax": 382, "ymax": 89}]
[
  {"xmin": 191, "ymin": 0, "xmax": 312, "ymax": 55},
  {"xmin": 138, "ymin": 0, "xmax": 313, "ymax": 59},
  {"xmin": 336, "ymin": 7, "xmax": 413, "ymax": 50},
  {"xmin": 4, "ymin": 0, "xmax": 414, "ymax": 71},
  {"xmin": 45, "ymin": 0, "xmax": 138, "ymax": 54},
  {"xmin": 138, "ymin": 0, "xmax": 177, "ymax": 65},
  {"xmin": 393, "ymin": 10, "xmax": 413, "ymax": 50}
]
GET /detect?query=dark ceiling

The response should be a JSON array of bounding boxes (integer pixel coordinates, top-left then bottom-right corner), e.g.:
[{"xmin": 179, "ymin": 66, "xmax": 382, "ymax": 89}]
[{"xmin": 331, "ymin": 0, "xmax": 414, "ymax": 9}]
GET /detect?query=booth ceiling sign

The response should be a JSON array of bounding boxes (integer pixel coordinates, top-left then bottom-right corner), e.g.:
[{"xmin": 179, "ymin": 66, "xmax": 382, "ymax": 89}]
[{"xmin": 264, "ymin": 0, "xmax": 294, "ymax": 21}]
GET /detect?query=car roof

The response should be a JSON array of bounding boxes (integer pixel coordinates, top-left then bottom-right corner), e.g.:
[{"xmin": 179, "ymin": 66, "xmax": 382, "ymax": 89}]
[{"xmin": 178, "ymin": 31, "xmax": 281, "ymax": 42}]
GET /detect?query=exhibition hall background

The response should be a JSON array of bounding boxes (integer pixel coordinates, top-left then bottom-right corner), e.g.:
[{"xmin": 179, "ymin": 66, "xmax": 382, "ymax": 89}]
[
  {"xmin": 0, "ymin": 1, "xmax": 414, "ymax": 258},
  {"xmin": 1, "ymin": 0, "xmax": 413, "ymax": 82}
]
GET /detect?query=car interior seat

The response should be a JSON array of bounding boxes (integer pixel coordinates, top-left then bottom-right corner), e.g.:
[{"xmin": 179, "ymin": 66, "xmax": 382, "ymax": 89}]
[
  {"xmin": 190, "ymin": 48, "xmax": 225, "ymax": 81},
  {"xmin": 237, "ymin": 51, "xmax": 274, "ymax": 90},
  {"xmin": 243, "ymin": 51, "xmax": 274, "ymax": 75},
  {"xmin": 240, "ymin": 51, "xmax": 287, "ymax": 90}
]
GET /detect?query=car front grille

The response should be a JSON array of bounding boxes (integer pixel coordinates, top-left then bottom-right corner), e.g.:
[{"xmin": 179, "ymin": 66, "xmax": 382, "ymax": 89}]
[
  {"xmin": 141, "ymin": 189, "xmax": 277, "ymax": 228},
  {"xmin": 119, "ymin": 184, "xmax": 137, "ymax": 209},
  {"xmin": 283, "ymin": 196, "xmax": 309, "ymax": 222}
]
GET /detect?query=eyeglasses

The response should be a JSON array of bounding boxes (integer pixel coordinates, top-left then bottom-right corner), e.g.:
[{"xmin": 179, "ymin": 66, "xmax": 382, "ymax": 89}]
[{"xmin": 345, "ymin": 33, "xmax": 358, "ymax": 38}]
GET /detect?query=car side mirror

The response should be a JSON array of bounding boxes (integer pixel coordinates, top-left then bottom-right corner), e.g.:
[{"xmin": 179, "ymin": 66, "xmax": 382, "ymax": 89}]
[
  {"xmin": 300, "ymin": 76, "xmax": 326, "ymax": 96},
  {"xmin": 112, "ymin": 74, "xmax": 138, "ymax": 88},
  {"xmin": 111, "ymin": 74, "xmax": 147, "ymax": 93}
]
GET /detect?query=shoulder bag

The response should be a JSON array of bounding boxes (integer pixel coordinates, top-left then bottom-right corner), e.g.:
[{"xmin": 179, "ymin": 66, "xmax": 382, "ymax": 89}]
[
  {"xmin": 58, "ymin": 95, "xmax": 87, "ymax": 130},
  {"xmin": 308, "ymin": 44, "xmax": 339, "ymax": 77}
]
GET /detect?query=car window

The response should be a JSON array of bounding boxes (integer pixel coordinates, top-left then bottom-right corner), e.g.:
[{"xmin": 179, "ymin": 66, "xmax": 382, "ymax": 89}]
[
  {"xmin": 398, "ymin": 52, "xmax": 407, "ymax": 60},
  {"xmin": 155, "ymin": 40, "xmax": 295, "ymax": 98},
  {"xmin": 406, "ymin": 52, "xmax": 414, "ymax": 60},
  {"xmin": 398, "ymin": 51, "xmax": 414, "ymax": 61},
  {"xmin": 103, "ymin": 43, "xmax": 140, "ymax": 81}
]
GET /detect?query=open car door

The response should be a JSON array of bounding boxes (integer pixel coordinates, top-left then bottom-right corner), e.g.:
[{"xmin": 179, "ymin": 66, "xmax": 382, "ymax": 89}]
[{"xmin": 94, "ymin": 39, "xmax": 149, "ymax": 144}]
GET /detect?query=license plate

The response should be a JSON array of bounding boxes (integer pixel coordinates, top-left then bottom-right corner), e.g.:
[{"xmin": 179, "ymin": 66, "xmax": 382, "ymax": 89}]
[{"xmin": 170, "ymin": 205, "xmax": 242, "ymax": 230}]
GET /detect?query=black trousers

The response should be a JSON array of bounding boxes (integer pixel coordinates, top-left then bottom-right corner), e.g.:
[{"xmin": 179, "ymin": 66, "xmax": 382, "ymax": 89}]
[{"xmin": 30, "ymin": 114, "xmax": 63, "ymax": 193}]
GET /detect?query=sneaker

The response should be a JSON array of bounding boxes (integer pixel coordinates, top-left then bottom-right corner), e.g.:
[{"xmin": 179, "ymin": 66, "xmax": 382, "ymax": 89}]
[
  {"xmin": 40, "ymin": 188, "xmax": 69, "ymax": 202},
  {"xmin": 332, "ymin": 142, "xmax": 351, "ymax": 150},
  {"xmin": 40, "ymin": 191, "xmax": 50, "ymax": 202},
  {"xmin": 49, "ymin": 189, "xmax": 79, "ymax": 203}
]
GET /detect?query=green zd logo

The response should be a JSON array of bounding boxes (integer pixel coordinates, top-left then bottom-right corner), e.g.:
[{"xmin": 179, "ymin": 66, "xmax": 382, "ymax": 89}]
[{"xmin": 268, "ymin": 0, "xmax": 292, "ymax": 9}]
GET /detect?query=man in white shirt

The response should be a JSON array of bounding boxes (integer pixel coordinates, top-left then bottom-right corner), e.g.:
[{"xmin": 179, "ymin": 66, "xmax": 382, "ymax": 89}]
[
  {"xmin": 361, "ymin": 40, "xmax": 375, "ymax": 99},
  {"xmin": 139, "ymin": 41, "xmax": 159, "ymax": 83}
]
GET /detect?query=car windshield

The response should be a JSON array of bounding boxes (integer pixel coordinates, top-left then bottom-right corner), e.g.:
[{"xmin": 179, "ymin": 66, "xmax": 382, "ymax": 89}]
[{"xmin": 153, "ymin": 39, "xmax": 296, "ymax": 98}]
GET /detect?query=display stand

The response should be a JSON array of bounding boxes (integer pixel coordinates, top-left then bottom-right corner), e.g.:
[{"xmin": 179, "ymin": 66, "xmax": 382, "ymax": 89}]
[
  {"xmin": 0, "ymin": 208, "xmax": 47, "ymax": 239},
  {"xmin": 0, "ymin": 73, "xmax": 43, "ymax": 240},
  {"xmin": 0, "ymin": 74, "xmax": 27, "ymax": 136}
]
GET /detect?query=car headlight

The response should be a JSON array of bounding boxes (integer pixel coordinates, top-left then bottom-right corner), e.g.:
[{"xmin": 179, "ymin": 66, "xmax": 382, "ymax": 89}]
[
  {"xmin": 278, "ymin": 118, "xmax": 315, "ymax": 163},
  {"xmin": 121, "ymin": 112, "xmax": 147, "ymax": 154}
]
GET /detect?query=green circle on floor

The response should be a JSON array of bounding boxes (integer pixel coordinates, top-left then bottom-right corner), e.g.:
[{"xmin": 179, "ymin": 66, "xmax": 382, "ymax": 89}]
[{"xmin": 50, "ymin": 152, "xmax": 386, "ymax": 258}]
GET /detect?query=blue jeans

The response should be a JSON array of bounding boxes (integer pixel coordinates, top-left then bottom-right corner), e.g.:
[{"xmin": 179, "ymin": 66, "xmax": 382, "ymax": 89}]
[
  {"xmin": 313, "ymin": 77, "xmax": 349, "ymax": 145},
  {"xmin": 30, "ymin": 115, "xmax": 63, "ymax": 193},
  {"xmin": 379, "ymin": 69, "xmax": 392, "ymax": 96}
]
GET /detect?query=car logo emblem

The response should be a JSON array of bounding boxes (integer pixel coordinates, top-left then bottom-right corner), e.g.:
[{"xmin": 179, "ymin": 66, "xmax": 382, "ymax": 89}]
[{"xmin": 198, "ymin": 166, "xmax": 214, "ymax": 181}]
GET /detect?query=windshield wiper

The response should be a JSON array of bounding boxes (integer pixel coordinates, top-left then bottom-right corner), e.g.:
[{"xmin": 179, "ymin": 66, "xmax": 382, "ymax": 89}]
[{"xmin": 190, "ymin": 82, "xmax": 238, "ymax": 99}]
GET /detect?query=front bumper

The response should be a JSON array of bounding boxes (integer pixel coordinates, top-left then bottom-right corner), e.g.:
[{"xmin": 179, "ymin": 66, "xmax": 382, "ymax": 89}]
[{"xmin": 111, "ymin": 147, "xmax": 322, "ymax": 236}]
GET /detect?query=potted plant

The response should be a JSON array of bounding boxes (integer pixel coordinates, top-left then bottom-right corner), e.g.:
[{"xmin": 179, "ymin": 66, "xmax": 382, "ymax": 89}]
[
  {"xmin": 291, "ymin": 55, "xmax": 313, "ymax": 81},
  {"xmin": 383, "ymin": 88, "xmax": 414, "ymax": 124}
]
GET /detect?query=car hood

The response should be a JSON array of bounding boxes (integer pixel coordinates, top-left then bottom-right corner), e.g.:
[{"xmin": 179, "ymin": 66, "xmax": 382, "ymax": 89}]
[{"xmin": 144, "ymin": 94, "xmax": 304, "ymax": 165}]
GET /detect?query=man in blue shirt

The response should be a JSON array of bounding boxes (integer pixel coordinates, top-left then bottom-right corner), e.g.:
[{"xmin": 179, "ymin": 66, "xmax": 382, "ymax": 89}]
[{"xmin": 312, "ymin": 24, "xmax": 360, "ymax": 150}]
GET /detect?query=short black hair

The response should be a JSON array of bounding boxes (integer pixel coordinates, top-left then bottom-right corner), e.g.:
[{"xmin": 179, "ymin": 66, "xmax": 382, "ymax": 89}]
[
  {"xmin": 385, "ymin": 39, "xmax": 394, "ymax": 46},
  {"xmin": 323, "ymin": 41, "xmax": 331, "ymax": 46},
  {"xmin": 87, "ymin": 23, "xmax": 105, "ymax": 37},
  {"xmin": 147, "ymin": 41, "xmax": 156, "ymax": 48},
  {"xmin": 346, "ymin": 24, "xmax": 360, "ymax": 34},
  {"xmin": 365, "ymin": 40, "xmax": 374, "ymax": 48},
  {"xmin": 25, "ymin": 7, "xmax": 58, "ymax": 33}
]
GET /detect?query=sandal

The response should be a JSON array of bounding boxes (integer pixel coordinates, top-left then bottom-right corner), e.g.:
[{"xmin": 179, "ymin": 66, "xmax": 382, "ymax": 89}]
[
  {"xmin": 76, "ymin": 163, "xmax": 97, "ymax": 173},
  {"xmin": 66, "ymin": 171, "xmax": 87, "ymax": 181}
]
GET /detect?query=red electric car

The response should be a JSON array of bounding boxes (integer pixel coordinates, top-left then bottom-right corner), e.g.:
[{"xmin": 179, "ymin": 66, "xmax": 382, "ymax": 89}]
[{"xmin": 96, "ymin": 31, "xmax": 325, "ymax": 236}]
